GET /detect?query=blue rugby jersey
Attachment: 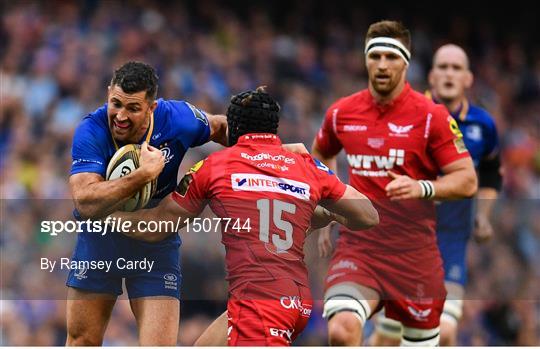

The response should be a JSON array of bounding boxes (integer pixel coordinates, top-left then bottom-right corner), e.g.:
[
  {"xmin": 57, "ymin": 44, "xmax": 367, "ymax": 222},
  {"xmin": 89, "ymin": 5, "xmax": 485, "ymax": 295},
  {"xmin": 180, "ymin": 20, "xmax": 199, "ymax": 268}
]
[
  {"xmin": 433, "ymin": 98, "xmax": 499, "ymax": 236},
  {"xmin": 71, "ymin": 99, "xmax": 210, "ymax": 237},
  {"xmin": 71, "ymin": 98, "xmax": 210, "ymax": 200}
]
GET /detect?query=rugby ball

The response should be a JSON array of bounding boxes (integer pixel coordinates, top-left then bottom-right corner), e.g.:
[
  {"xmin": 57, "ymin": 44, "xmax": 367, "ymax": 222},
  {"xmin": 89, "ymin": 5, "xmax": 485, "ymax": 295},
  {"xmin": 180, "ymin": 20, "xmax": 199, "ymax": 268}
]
[{"xmin": 106, "ymin": 144, "xmax": 157, "ymax": 211}]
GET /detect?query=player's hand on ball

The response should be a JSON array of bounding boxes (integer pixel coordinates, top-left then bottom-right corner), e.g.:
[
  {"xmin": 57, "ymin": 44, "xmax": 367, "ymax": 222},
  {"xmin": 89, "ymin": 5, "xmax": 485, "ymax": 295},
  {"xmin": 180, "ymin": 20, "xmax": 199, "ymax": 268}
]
[
  {"xmin": 385, "ymin": 171, "xmax": 423, "ymax": 200},
  {"xmin": 473, "ymin": 215, "xmax": 493, "ymax": 243},
  {"xmin": 139, "ymin": 141, "xmax": 165, "ymax": 181}
]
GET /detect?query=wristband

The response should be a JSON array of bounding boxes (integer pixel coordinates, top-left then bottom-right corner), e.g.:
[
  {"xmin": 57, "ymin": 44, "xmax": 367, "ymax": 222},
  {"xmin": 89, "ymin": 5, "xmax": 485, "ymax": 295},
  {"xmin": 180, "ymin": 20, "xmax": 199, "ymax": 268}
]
[{"xmin": 418, "ymin": 180, "xmax": 435, "ymax": 199}]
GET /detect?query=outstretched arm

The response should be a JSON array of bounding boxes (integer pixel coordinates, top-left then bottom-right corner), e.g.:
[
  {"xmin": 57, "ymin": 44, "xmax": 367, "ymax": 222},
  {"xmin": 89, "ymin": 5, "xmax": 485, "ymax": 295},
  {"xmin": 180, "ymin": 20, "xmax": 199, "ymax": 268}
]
[
  {"xmin": 321, "ymin": 185, "xmax": 379, "ymax": 230},
  {"xmin": 311, "ymin": 137, "xmax": 340, "ymax": 257}
]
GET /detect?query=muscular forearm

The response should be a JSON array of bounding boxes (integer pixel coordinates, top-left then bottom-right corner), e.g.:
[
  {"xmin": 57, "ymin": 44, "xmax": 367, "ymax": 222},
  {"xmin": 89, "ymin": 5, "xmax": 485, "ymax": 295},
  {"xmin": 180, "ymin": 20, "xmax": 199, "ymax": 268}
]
[
  {"xmin": 326, "ymin": 186, "xmax": 379, "ymax": 230},
  {"xmin": 432, "ymin": 167, "xmax": 477, "ymax": 200},
  {"xmin": 208, "ymin": 114, "xmax": 228, "ymax": 146},
  {"xmin": 428, "ymin": 157, "xmax": 478, "ymax": 200},
  {"xmin": 327, "ymin": 204, "xmax": 372, "ymax": 230},
  {"xmin": 311, "ymin": 206, "xmax": 346, "ymax": 230},
  {"xmin": 71, "ymin": 169, "xmax": 153, "ymax": 219}
]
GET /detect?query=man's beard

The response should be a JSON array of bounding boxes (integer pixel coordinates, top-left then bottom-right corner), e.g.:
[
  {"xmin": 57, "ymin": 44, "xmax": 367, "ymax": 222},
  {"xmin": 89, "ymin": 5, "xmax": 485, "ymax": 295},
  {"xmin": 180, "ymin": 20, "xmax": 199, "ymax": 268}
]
[{"xmin": 371, "ymin": 80, "xmax": 396, "ymax": 95}]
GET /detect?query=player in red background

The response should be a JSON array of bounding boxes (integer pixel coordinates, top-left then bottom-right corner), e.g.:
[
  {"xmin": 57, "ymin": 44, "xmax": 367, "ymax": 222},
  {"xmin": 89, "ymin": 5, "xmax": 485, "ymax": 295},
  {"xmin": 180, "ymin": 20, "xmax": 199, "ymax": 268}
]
[
  {"xmin": 312, "ymin": 21, "xmax": 478, "ymax": 346},
  {"xmin": 113, "ymin": 87, "xmax": 379, "ymax": 346}
]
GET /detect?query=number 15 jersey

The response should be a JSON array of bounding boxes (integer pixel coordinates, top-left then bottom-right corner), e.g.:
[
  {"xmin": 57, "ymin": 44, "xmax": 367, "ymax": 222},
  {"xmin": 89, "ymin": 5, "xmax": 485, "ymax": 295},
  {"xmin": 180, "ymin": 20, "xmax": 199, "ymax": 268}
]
[{"xmin": 172, "ymin": 133, "xmax": 347, "ymax": 292}]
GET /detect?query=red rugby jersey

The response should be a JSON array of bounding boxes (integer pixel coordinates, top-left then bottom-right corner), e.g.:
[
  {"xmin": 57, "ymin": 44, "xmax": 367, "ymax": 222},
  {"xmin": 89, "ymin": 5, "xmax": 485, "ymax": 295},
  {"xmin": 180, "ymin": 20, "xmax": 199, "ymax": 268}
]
[
  {"xmin": 172, "ymin": 133, "xmax": 346, "ymax": 291},
  {"xmin": 316, "ymin": 83, "xmax": 470, "ymax": 251}
]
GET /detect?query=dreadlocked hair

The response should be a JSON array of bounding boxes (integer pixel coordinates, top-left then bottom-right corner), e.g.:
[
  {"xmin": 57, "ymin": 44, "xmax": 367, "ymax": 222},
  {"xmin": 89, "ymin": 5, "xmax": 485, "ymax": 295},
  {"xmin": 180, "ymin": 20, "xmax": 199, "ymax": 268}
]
[{"xmin": 226, "ymin": 86, "xmax": 280, "ymax": 146}]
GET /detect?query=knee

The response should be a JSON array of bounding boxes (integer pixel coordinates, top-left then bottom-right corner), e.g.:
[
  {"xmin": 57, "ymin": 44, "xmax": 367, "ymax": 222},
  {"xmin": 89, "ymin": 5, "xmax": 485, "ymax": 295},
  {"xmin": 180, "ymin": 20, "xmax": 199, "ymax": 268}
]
[
  {"xmin": 328, "ymin": 312, "xmax": 362, "ymax": 346},
  {"xmin": 66, "ymin": 331, "xmax": 103, "ymax": 346},
  {"xmin": 66, "ymin": 323, "xmax": 104, "ymax": 346}
]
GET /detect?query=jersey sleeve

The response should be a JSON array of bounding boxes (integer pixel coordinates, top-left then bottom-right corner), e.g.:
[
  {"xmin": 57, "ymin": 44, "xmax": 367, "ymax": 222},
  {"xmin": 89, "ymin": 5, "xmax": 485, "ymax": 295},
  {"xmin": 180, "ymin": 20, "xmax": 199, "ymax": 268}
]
[
  {"xmin": 478, "ymin": 114, "xmax": 502, "ymax": 189},
  {"xmin": 427, "ymin": 105, "xmax": 471, "ymax": 169},
  {"xmin": 70, "ymin": 117, "xmax": 108, "ymax": 177},
  {"xmin": 168, "ymin": 100, "xmax": 211, "ymax": 148},
  {"xmin": 309, "ymin": 157, "xmax": 347, "ymax": 202},
  {"xmin": 171, "ymin": 157, "xmax": 212, "ymax": 214},
  {"xmin": 482, "ymin": 115, "xmax": 500, "ymax": 159},
  {"xmin": 314, "ymin": 104, "xmax": 343, "ymax": 157}
]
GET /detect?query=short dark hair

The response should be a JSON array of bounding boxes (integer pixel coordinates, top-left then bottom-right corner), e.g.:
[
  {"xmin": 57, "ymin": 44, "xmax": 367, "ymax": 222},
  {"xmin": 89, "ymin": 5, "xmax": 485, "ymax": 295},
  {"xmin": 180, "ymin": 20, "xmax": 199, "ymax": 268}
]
[
  {"xmin": 226, "ymin": 86, "xmax": 280, "ymax": 146},
  {"xmin": 366, "ymin": 20, "xmax": 411, "ymax": 52},
  {"xmin": 110, "ymin": 61, "xmax": 158, "ymax": 101}
]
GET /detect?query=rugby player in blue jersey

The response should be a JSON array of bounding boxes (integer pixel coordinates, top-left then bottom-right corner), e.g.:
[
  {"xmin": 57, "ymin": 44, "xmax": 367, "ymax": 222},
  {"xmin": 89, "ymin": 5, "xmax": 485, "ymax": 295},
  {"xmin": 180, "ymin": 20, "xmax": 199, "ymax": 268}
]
[
  {"xmin": 66, "ymin": 61, "xmax": 228, "ymax": 345},
  {"xmin": 371, "ymin": 44, "xmax": 502, "ymax": 346}
]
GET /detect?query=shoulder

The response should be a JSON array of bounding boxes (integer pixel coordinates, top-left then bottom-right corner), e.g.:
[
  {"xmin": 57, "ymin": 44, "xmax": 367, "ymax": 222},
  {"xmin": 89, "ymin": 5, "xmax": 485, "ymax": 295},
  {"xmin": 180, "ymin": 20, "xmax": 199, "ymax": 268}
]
[
  {"xmin": 198, "ymin": 147, "xmax": 232, "ymax": 167},
  {"xmin": 157, "ymin": 99, "xmax": 209, "ymax": 136},
  {"xmin": 82, "ymin": 104, "xmax": 108, "ymax": 125},
  {"xmin": 158, "ymin": 99, "xmax": 207, "ymax": 122},
  {"xmin": 430, "ymin": 103, "xmax": 450, "ymax": 119},
  {"xmin": 188, "ymin": 148, "xmax": 231, "ymax": 181},
  {"xmin": 409, "ymin": 89, "xmax": 446, "ymax": 112},
  {"xmin": 413, "ymin": 93, "xmax": 449, "ymax": 120},
  {"xmin": 74, "ymin": 104, "xmax": 109, "ymax": 139},
  {"xmin": 297, "ymin": 153, "xmax": 336, "ymax": 177},
  {"xmin": 468, "ymin": 104, "xmax": 497, "ymax": 129}
]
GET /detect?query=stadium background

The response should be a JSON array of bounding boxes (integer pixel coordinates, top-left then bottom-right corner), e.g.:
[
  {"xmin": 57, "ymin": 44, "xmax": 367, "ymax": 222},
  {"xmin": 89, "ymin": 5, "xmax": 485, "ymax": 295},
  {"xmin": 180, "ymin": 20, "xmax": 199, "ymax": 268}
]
[{"xmin": 1, "ymin": 0, "xmax": 539, "ymax": 345}]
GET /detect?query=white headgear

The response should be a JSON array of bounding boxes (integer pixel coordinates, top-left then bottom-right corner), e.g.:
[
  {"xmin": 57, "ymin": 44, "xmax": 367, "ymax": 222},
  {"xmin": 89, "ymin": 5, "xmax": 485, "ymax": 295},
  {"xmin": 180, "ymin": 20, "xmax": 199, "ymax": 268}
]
[{"xmin": 365, "ymin": 37, "xmax": 411, "ymax": 65}]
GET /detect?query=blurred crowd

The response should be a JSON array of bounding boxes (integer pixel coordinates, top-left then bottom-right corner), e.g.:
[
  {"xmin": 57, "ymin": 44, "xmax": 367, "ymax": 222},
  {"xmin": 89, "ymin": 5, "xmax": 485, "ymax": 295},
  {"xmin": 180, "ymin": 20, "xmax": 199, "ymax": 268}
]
[{"xmin": 1, "ymin": 0, "xmax": 539, "ymax": 345}]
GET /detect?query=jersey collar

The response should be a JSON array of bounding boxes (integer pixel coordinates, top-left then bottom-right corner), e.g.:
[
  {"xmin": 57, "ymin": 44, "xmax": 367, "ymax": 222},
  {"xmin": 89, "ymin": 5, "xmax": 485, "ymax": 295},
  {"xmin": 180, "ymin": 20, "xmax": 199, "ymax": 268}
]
[
  {"xmin": 454, "ymin": 99, "xmax": 469, "ymax": 122},
  {"xmin": 369, "ymin": 82, "xmax": 412, "ymax": 112},
  {"xmin": 426, "ymin": 91, "xmax": 469, "ymax": 122},
  {"xmin": 237, "ymin": 133, "xmax": 282, "ymax": 146}
]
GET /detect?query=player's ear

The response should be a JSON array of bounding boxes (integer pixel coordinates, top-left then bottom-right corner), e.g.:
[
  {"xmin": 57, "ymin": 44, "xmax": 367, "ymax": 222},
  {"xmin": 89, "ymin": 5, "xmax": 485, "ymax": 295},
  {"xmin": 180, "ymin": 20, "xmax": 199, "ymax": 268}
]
[{"xmin": 149, "ymin": 99, "xmax": 158, "ymax": 113}]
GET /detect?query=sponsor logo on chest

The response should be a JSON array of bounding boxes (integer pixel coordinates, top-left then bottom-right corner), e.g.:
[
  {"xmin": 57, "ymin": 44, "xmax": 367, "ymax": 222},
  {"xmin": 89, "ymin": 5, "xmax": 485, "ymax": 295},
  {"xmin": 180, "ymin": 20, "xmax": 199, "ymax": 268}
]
[
  {"xmin": 231, "ymin": 173, "xmax": 310, "ymax": 200},
  {"xmin": 160, "ymin": 146, "xmax": 175, "ymax": 164},
  {"xmin": 347, "ymin": 148, "xmax": 405, "ymax": 177},
  {"xmin": 367, "ymin": 137, "xmax": 385, "ymax": 149},
  {"xmin": 343, "ymin": 124, "xmax": 368, "ymax": 132},
  {"xmin": 388, "ymin": 122, "xmax": 414, "ymax": 137}
]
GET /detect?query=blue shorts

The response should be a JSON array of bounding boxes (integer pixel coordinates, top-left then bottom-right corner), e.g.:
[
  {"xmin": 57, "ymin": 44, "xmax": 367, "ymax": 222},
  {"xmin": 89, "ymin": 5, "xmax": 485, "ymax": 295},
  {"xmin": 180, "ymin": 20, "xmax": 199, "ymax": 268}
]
[
  {"xmin": 436, "ymin": 230, "xmax": 469, "ymax": 286},
  {"xmin": 66, "ymin": 230, "xmax": 181, "ymax": 299}
]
